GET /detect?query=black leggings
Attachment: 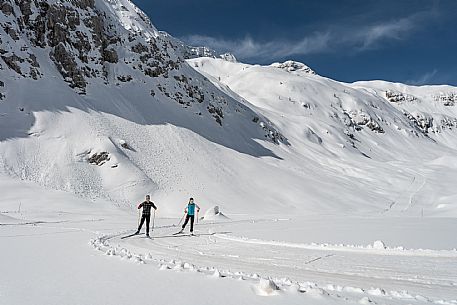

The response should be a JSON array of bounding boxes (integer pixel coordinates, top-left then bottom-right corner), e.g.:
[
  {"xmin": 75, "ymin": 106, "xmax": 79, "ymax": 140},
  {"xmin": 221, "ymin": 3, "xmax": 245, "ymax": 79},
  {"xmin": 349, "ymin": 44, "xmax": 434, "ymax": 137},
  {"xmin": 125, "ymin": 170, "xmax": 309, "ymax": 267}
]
[
  {"xmin": 182, "ymin": 215, "xmax": 195, "ymax": 232},
  {"xmin": 138, "ymin": 214, "xmax": 151, "ymax": 234}
]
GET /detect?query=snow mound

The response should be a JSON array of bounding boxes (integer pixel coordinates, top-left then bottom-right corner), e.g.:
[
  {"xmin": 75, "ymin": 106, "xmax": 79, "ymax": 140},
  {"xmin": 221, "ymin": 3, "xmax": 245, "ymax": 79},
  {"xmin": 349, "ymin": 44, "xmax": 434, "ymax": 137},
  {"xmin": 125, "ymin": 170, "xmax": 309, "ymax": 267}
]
[
  {"xmin": 371, "ymin": 240, "xmax": 387, "ymax": 250},
  {"xmin": 366, "ymin": 288, "xmax": 387, "ymax": 296},
  {"xmin": 252, "ymin": 278, "xmax": 280, "ymax": 296},
  {"xmin": 210, "ymin": 268, "xmax": 223, "ymax": 278},
  {"xmin": 305, "ymin": 287, "xmax": 329, "ymax": 298},
  {"xmin": 201, "ymin": 206, "xmax": 230, "ymax": 221},
  {"xmin": 359, "ymin": 297, "xmax": 374, "ymax": 304},
  {"xmin": 159, "ymin": 264, "xmax": 171, "ymax": 271},
  {"xmin": 344, "ymin": 286, "xmax": 364, "ymax": 294}
]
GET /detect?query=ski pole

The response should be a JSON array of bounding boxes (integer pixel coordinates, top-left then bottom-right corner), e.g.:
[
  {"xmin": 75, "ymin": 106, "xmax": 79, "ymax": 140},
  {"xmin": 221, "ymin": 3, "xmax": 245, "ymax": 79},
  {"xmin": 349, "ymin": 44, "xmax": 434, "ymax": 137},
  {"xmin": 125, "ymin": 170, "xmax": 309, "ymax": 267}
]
[
  {"xmin": 137, "ymin": 208, "xmax": 141, "ymax": 228},
  {"xmin": 196, "ymin": 209, "xmax": 199, "ymax": 224},
  {"xmin": 177, "ymin": 212, "xmax": 186, "ymax": 226},
  {"xmin": 152, "ymin": 209, "xmax": 156, "ymax": 231}
]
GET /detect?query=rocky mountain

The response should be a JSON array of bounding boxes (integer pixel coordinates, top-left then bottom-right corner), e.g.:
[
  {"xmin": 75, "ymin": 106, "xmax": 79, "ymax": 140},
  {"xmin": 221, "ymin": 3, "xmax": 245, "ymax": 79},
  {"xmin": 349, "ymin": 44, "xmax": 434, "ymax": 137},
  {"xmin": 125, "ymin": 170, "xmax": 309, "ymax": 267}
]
[
  {"xmin": 1, "ymin": 0, "xmax": 456, "ymax": 216},
  {"xmin": 0, "ymin": 0, "xmax": 278, "ymax": 135},
  {"xmin": 0, "ymin": 0, "xmax": 283, "ymax": 211}
]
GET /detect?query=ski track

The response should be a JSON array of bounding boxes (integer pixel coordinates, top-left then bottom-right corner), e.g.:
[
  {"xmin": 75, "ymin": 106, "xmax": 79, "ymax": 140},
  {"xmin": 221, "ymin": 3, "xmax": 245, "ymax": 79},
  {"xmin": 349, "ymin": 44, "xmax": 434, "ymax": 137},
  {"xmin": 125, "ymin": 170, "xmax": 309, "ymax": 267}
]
[
  {"xmin": 3, "ymin": 214, "xmax": 456, "ymax": 304},
  {"xmin": 213, "ymin": 233, "xmax": 457, "ymax": 258},
  {"xmin": 406, "ymin": 169, "xmax": 427, "ymax": 212},
  {"xmin": 88, "ymin": 221, "xmax": 457, "ymax": 304},
  {"xmin": 383, "ymin": 167, "xmax": 427, "ymax": 214}
]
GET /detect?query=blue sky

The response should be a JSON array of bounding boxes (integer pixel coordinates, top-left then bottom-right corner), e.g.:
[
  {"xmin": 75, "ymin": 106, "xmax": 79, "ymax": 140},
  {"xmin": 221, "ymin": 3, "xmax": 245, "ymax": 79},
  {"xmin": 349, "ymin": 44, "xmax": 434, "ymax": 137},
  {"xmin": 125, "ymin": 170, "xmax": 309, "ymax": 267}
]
[{"xmin": 132, "ymin": 0, "xmax": 457, "ymax": 85}]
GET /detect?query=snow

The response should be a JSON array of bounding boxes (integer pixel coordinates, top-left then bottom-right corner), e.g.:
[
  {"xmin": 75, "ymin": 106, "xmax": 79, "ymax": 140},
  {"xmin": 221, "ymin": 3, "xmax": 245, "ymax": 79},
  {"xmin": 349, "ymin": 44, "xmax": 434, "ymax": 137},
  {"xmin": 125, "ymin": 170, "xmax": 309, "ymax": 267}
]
[
  {"xmin": 1, "ymin": 173, "xmax": 456, "ymax": 304},
  {"xmin": 253, "ymin": 278, "xmax": 281, "ymax": 296},
  {"xmin": 188, "ymin": 57, "xmax": 457, "ymax": 217},
  {"xmin": 0, "ymin": 213, "xmax": 19, "ymax": 224},
  {"xmin": 372, "ymin": 240, "xmax": 387, "ymax": 250},
  {"xmin": 270, "ymin": 60, "xmax": 316, "ymax": 74},
  {"xmin": 1, "ymin": 0, "xmax": 457, "ymax": 304},
  {"xmin": 201, "ymin": 205, "xmax": 230, "ymax": 221}
]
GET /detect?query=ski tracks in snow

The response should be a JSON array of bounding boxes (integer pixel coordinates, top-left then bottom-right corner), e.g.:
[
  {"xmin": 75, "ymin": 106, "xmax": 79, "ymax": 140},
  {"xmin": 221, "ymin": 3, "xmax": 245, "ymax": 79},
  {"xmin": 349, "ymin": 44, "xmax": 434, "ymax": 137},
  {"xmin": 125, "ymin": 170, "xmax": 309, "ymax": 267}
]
[
  {"xmin": 90, "ymin": 221, "xmax": 457, "ymax": 305},
  {"xmin": 214, "ymin": 233, "xmax": 457, "ymax": 258},
  {"xmin": 384, "ymin": 165, "xmax": 427, "ymax": 214},
  {"xmin": 404, "ymin": 169, "xmax": 427, "ymax": 212}
]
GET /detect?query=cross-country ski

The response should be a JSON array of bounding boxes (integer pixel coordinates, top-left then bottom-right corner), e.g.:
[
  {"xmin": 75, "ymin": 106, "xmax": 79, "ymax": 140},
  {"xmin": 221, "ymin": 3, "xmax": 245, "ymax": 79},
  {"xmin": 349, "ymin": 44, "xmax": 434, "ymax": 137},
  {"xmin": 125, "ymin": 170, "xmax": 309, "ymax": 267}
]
[{"xmin": 120, "ymin": 232, "xmax": 144, "ymax": 239}]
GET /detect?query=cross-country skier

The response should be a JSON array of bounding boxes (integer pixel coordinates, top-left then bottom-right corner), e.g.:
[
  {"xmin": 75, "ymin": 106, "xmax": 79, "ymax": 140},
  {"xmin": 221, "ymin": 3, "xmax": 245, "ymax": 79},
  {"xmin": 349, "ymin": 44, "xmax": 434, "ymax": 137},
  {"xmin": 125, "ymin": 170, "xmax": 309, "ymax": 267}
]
[
  {"xmin": 178, "ymin": 197, "xmax": 200, "ymax": 235},
  {"xmin": 135, "ymin": 195, "xmax": 157, "ymax": 237}
]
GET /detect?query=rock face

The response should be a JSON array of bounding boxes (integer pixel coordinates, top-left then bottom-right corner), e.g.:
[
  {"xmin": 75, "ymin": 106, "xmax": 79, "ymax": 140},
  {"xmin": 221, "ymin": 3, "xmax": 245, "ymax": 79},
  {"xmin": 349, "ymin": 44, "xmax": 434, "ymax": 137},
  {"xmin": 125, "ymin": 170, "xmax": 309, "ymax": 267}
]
[
  {"xmin": 0, "ymin": 0, "xmax": 283, "ymax": 138},
  {"xmin": 88, "ymin": 151, "xmax": 110, "ymax": 166},
  {"xmin": 1, "ymin": 0, "xmax": 174, "ymax": 92},
  {"xmin": 219, "ymin": 53, "xmax": 237, "ymax": 63}
]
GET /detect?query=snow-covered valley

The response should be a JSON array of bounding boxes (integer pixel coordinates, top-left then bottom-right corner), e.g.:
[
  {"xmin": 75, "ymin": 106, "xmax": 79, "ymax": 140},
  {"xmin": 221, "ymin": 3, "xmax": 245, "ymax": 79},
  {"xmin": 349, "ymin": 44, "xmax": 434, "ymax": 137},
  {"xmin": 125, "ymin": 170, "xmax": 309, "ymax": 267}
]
[
  {"xmin": 1, "ymin": 0, "xmax": 457, "ymax": 304},
  {"xmin": 1, "ymin": 175, "xmax": 457, "ymax": 304}
]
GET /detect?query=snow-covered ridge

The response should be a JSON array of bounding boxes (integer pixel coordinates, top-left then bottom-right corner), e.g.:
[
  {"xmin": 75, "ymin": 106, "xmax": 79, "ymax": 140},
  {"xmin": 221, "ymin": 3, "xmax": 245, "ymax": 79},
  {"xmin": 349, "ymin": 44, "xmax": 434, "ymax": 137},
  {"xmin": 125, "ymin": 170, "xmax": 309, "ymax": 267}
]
[
  {"xmin": 103, "ymin": 0, "xmax": 160, "ymax": 39},
  {"xmin": 187, "ymin": 57, "xmax": 457, "ymax": 216},
  {"xmin": 2, "ymin": 0, "xmax": 457, "ymax": 218}
]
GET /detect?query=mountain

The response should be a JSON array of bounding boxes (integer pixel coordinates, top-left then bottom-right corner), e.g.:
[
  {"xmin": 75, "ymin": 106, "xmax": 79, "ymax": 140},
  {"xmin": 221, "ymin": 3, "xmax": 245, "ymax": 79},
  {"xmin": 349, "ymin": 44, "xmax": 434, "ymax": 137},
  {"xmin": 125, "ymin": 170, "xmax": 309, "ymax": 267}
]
[
  {"xmin": 1, "ymin": 0, "xmax": 456, "ymax": 216},
  {"xmin": 188, "ymin": 57, "xmax": 457, "ymax": 216},
  {"xmin": 0, "ymin": 0, "xmax": 283, "ymax": 214}
]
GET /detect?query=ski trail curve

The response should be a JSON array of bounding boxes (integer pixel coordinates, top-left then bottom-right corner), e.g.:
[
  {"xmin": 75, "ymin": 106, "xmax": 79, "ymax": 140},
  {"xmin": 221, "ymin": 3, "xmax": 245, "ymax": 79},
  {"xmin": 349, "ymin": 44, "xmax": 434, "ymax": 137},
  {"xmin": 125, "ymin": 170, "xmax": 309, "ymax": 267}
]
[{"xmin": 93, "ymin": 220, "xmax": 457, "ymax": 303}]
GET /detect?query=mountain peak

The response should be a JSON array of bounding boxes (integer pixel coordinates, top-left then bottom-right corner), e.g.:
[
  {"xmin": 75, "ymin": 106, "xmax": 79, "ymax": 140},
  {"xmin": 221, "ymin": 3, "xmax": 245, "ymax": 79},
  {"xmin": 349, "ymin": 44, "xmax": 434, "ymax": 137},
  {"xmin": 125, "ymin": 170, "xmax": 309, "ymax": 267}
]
[{"xmin": 270, "ymin": 60, "xmax": 315, "ymax": 75}]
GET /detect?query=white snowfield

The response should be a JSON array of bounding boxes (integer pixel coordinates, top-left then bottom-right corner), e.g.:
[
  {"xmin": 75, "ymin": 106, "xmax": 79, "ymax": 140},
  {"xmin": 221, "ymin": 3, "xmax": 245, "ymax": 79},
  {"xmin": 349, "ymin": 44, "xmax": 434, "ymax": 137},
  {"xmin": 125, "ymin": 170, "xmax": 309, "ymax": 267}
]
[
  {"xmin": 1, "ymin": 175, "xmax": 457, "ymax": 305},
  {"xmin": 1, "ymin": 0, "xmax": 457, "ymax": 304}
]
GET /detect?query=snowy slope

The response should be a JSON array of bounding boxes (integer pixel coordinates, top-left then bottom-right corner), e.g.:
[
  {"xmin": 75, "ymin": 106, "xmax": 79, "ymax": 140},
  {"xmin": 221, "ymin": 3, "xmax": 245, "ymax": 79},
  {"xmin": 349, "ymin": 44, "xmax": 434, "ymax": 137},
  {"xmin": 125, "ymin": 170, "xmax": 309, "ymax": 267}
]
[
  {"xmin": 1, "ymin": 0, "xmax": 457, "ymax": 218},
  {"xmin": 1, "ymin": 174, "xmax": 456, "ymax": 305},
  {"xmin": 0, "ymin": 0, "xmax": 283, "ymax": 215},
  {"xmin": 188, "ymin": 58, "xmax": 457, "ymax": 216}
]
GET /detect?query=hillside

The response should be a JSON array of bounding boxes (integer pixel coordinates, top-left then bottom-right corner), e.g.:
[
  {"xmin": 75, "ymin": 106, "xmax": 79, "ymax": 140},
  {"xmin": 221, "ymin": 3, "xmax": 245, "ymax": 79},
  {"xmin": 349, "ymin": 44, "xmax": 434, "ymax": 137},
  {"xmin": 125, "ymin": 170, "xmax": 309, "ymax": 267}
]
[
  {"xmin": 1, "ymin": 1, "xmax": 457, "ymax": 305},
  {"xmin": 0, "ymin": 0, "xmax": 282, "ymax": 215},
  {"xmin": 0, "ymin": 0, "xmax": 456, "ymax": 217},
  {"xmin": 189, "ymin": 58, "xmax": 457, "ymax": 216}
]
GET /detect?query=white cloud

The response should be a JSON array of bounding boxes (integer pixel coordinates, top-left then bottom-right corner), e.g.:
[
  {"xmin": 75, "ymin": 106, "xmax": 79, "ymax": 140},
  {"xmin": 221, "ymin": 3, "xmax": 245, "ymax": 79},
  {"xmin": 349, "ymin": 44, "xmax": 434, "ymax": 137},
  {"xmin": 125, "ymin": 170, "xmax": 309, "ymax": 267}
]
[
  {"xmin": 182, "ymin": 15, "xmax": 421, "ymax": 61},
  {"xmin": 184, "ymin": 32, "xmax": 331, "ymax": 60},
  {"xmin": 357, "ymin": 18, "xmax": 415, "ymax": 49},
  {"xmin": 407, "ymin": 69, "xmax": 438, "ymax": 85}
]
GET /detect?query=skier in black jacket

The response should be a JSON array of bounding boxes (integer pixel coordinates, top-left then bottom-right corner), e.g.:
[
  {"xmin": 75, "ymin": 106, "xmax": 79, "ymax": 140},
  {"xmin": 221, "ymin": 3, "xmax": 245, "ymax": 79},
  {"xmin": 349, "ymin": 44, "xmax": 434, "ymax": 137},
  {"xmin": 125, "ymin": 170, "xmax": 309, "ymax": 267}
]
[{"xmin": 135, "ymin": 195, "xmax": 157, "ymax": 237}]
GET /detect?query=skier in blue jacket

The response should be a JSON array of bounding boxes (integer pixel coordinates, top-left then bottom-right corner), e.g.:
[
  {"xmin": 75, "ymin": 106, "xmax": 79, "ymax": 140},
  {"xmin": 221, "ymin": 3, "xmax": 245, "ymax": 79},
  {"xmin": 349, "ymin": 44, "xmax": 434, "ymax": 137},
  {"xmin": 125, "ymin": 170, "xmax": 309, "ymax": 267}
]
[{"xmin": 179, "ymin": 197, "xmax": 200, "ymax": 234}]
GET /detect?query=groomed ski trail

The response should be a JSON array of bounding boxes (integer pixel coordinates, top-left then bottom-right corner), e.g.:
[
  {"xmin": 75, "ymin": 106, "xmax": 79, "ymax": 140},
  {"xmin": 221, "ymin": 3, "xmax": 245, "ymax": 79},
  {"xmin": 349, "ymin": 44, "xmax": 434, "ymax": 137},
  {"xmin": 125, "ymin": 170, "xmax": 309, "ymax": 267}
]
[{"xmin": 94, "ymin": 219, "xmax": 457, "ymax": 304}]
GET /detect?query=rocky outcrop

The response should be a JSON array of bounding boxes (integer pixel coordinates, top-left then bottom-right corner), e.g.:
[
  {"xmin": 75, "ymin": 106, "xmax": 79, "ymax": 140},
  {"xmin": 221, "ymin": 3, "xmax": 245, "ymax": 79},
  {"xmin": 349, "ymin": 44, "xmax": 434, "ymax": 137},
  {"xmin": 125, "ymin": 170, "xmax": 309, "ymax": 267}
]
[
  {"xmin": 1, "ymin": 0, "xmax": 123, "ymax": 89},
  {"xmin": 385, "ymin": 91, "xmax": 417, "ymax": 103},
  {"xmin": 0, "ymin": 0, "xmax": 285, "ymax": 143},
  {"xmin": 270, "ymin": 61, "xmax": 316, "ymax": 75},
  {"xmin": 342, "ymin": 110, "xmax": 385, "ymax": 134},
  {"xmin": 88, "ymin": 152, "xmax": 110, "ymax": 166},
  {"xmin": 434, "ymin": 92, "xmax": 457, "ymax": 106},
  {"xmin": 0, "ymin": 1, "xmax": 14, "ymax": 15},
  {"xmin": 50, "ymin": 43, "xmax": 86, "ymax": 90},
  {"xmin": 403, "ymin": 112, "xmax": 433, "ymax": 134},
  {"xmin": 0, "ymin": 79, "xmax": 4, "ymax": 100},
  {"xmin": 1, "ymin": 54, "xmax": 23, "ymax": 75}
]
